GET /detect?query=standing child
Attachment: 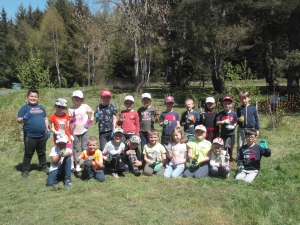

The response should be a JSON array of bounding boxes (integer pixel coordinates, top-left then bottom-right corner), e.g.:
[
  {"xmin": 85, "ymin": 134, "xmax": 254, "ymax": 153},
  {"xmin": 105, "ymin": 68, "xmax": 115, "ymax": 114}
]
[
  {"xmin": 209, "ymin": 137, "xmax": 231, "ymax": 178},
  {"xmin": 164, "ymin": 127, "xmax": 187, "ymax": 178},
  {"xmin": 236, "ymin": 128, "xmax": 271, "ymax": 183},
  {"xmin": 138, "ymin": 93, "xmax": 159, "ymax": 150},
  {"xmin": 160, "ymin": 95, "xmax": 180, "ymax": 145},
  {"xmin": 236, "ymin": 91, "xmax": 260, "ymax": 152},
  {"xmin": 77, "ymin": 136, "xmax": 105, "ymax": 182},
  {"xmin": 94, "ymin": 90, "xmax": 117, "ymax": 151},
  {"xmin": 17, "ymin": 89, "xmax": 50, "ymax": 178},
  {"xmin": 124, "ymin": 135, "xmax": 143, "ymax": 176},
  {"xmin": 46, "ymin": 134, "xmax": 72, "ymax": 187},
  {"xmin": 68, "ymin": 90, "xmax": 94, "ymax": 172},
  {"xmin": 143, "ymin": 129, "xmax": 166, "ymax": 176},
  {"xmin": 180, "ymin": 99, "xmax": 200, "ymax": 142},
  {"xmin": 183, "ymin": 125, "xmax": 211, "ymax": 178},
  {"xmin": 200, "ymin": 97, "xmax": 219, "ymax": 143},
  {"xmin": 216, "ymin": 96, "xmax": 238, "ymax": 161},
  {"xmin": 102, "ymin": 128, "xmax": 128, "ymax": 178},
  {"xmin": 117, "ymin": 95, "xmax": 140, "ymax": 141}
]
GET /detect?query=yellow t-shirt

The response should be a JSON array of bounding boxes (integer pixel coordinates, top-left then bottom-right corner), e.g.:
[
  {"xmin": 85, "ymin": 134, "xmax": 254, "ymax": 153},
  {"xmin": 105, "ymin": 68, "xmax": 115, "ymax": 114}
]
[
  {"xmin": 187, "ymin": 139, "xmax": 211, "ymax": 163},
  {"xmin": 143, "ymin": 143, "xmax": 166, "ymax": 163}
]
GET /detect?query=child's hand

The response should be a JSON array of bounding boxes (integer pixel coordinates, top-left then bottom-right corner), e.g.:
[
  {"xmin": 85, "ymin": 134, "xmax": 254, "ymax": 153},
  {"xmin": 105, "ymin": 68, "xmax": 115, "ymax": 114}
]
[
  {"xmin": 23, "ymin": 113, "xmax": 30, "ymax": 120},
  {"xmin": 238, "ymin": 165, "xmax": 244, "ymax": 173},
  {"xmin": 84, "ymin": 119, "xmax": 93, "ymax": 128},
  {"xmin": 46, "ymin": 131, "xmax": 50, "ymax": 139},
  {"xmin": 120, "ymin": 114, "xmax": 125, "ymax": 122},
  {"xmin": 154, "ymin": 163, "xmax": 163, "ymax": 172},
  {"xmin": 225, "ymin": 154, "xmax": 230, "ymax": 161},
  {"xmin": 221, "ymin": 119, "xmax": 231, "ymax": 124},
  {"xmin": 88, "ymin": 156, "xmax": 95, "ymax": 161},
  {"xmin": 155, "ymin": 108, "xmax": 160, "ymax": 116},
  {"xmin": 59, "ymin": 150, "xmax": 69, "ymax": 157},
  {"xmin": 190, "ymin": 159, "xmax": 198, "ymax": 167},
  {"xmin": 225, "ymin": 125, "xmax": 235, "ymax": 130},
  {"xmin": 70, "ymin": 118, "xmax": 76, "ymax": 124},
  {"xmin": 259, "ymin": 139, "xmax": 268, "ymax": 149},
  {"xmin": 173, "ymin": 160, "xmax": 180, "ymax": 166},
  {"xmin": 163, "ymin": 120, "xmax": 169, "ymax": 125},
  {"xmin": 95, "ymin": 113, "xmax": 100, "ymax": 119},
  {"xmin": 79, "ymin": 160, "xmax": 85, "ymax": 166},
  {"xmin": 238, "ymin": 115, "xmax": 244, "ymax": 122}
]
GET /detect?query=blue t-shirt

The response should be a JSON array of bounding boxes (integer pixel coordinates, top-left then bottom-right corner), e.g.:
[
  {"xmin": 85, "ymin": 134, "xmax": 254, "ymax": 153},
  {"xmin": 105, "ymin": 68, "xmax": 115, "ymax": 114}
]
[
  {"xmin": 18, "ymin": 104, "xmax": 47, "ymax": 138},
  {"xmin": 160, "ymin": 110, "xmax": 180, "ymax": 135},
  {"xmin": 216, "ymin": 110, "xmax": 237, "ymax": 136},
  {"xmin": 94, "ymin": 103, "xmax": 117, "ymax": 132}
]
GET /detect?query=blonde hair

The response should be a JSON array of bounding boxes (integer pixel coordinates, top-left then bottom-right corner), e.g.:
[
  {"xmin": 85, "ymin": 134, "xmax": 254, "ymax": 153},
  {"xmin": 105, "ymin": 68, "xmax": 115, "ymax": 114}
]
[
  {"xmin": 88, "ymin": 136, "xmax": 98, "ymax": 144},
  {"xmin": 239, "ymin": 91, "xmax": 250, "ymax": 98},
  {"xmin": 169, "ymin": 126, "xmax": 187, "ymax": 143},
  {"xmin": 148, "ymin": 128, "xmax": 159, "ymax": 137}
]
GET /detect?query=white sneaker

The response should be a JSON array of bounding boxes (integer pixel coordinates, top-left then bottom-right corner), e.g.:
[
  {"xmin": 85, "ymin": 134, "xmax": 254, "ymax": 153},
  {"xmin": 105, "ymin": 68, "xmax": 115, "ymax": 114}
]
[
  {"xmin": 111, "ymin": 173, "xmax": 119, "ymax": 178},
  {"xmin": 76, "ymin": 165, "xmax": 82, "ymax": 172}
]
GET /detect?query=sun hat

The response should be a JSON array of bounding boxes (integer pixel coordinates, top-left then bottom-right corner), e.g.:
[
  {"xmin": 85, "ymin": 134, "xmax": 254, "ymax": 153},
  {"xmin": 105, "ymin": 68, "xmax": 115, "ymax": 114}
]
[
  {"xmin": 130, "ymin": 135, "xmax": 141, "ymax": 144},
  {"xmin": 212, "ymin": 137, "xmax": 224, "ymax": 146},
  {"xmin": 100, "ymin": 90, "xmax": 112, "ymax": 97},
  {"xmin": 72, "ymin": 90, "xmax": 83, "ymax": 98},
  {"xmin": 55, "ymin": 98, "xmax": 67, "ymax": 107},
  {"xmin": 165, "ymin": 96, "xmax": 175, "ymax": 103},
  {"xmin": 205, "ymin": 97, "xmax": 215, "ymax": 103},
  {"xmin": 124, "ymin": 95, "xmax": 135, "ymax": 103},
  {"xmin": 56, "ymin": 134, "xmax": 68, "ymax": 144},
  {"xmin": 114, "ymin": 127, "xmax": 124, "ymax": 134},
  {"xmin": 141, "ymin": 93, "xmax": 151, "ymax": 99},
  {"xmin": 195, "ymin": 125, "xmax": 207, "ymax": 132},
  {"xmin": 222, "ymin": 96, "xmax": 232, "ymax": 102}
]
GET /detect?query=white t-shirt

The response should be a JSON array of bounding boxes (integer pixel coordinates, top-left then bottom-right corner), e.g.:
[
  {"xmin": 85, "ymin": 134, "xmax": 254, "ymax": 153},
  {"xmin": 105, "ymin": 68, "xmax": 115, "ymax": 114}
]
[
  {"xmin": 166, "ymin": 142, "xmax": 187, "ymax": 168},
  {"xmin": 68, "ymin": 104, "xmax": 93, "ymax": 135},
  {"xmin": 49, "ymin": 146, "xmax": 72, "ymax": 172},
  {"xmin": 102, "ymin": 140, "xmax": 125, "ymax": 155}
]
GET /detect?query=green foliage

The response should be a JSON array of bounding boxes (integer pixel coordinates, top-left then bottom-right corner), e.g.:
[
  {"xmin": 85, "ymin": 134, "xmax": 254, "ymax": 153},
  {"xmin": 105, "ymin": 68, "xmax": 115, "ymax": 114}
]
[
  {"xmin": 17, "ymin": 42, "xmax": 50, "ymax": 90},
  {"xmin": 224, "ymin": 60, "xmax": 253, "ymax": 81}
]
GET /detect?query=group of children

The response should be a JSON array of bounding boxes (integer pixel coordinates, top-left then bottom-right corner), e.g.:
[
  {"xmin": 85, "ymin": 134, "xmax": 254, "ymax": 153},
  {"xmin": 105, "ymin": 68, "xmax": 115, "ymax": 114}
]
[{"xmin": 17, "ymin": 89, "xmax": 271, "ymax": 187}]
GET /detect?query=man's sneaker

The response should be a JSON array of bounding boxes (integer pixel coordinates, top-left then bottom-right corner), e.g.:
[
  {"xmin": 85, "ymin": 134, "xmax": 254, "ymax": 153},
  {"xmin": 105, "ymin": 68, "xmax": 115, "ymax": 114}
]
[
  {"xmin": 41, "ymin": 166, "xmax": 49, "ymax": 175},
  {"xmin": 21, "ymin": 171, "xmax": 29, "ymax": 178},
  {"xmin": 133, "ymin": 168, "xmax": 141, "ymax": 176},
  {"xmin": 64, "ymin": 180, "xmax": 72, "ymax": 187},
  {"xmin": 76, "ymin": 165, "xmax": 82, "ymax": 172},
  {"xmin": 71, "ymin": 168, "xmax": 77, "ymax": 173},
  {"xmin": 111, "ymin": 173, "xmax": 119, "ymax": 179}
]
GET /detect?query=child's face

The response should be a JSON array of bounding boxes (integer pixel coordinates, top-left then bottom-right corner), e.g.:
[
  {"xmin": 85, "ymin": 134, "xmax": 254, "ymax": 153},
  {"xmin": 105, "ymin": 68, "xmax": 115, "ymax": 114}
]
[
  {"xmin": 148, "ymin": 134, "xmax": 158, "ymax": 145},
  {"xmin": 206, "ymin": 102, "xmax": 215, "ymax": 111},
  {"xmin": 185, "ymin": 101, "xmax": 194, "ymax": 111},
  {"xmin": 87, "ymin": 141, "xmax": 98, "ymax": 154},
  {"xmin": 72, "ymin": 96, "xmax": 83, "ymax": 106},
  {"xmin": 128, "ymin": 140, "xmax": 139, "ymax": 149},
  {"xmin": 101, "ymin": 96, "xmax": 111, "ymax": 105},
  {"xmin": 27, "ymin": 92, "xmax": 39, "ymax": 105},
  {"xmin": 165, "ymin": 102, "xmax": 174, "ymax": 111},
  {"xmin": 57, "ymin": 142, "xmax": 67, "ymax": 150},
  {"xmin": 173, "ymin": 131, "xmax": 182, "ymax": 143},
  {"xmin": 142, "ymin": 98, "xmax": 151, "ymax": 108},
  {"xmin": 195, "ymin": 130, "xmax": 206, "ymax": 141},
  {"xmin": 213, "ymin": 144, "xmax": 223, "ymax": 155},
  {"xmin": 239, "ymin": 96, "xmax": 250, "ymax": 106},
  {"xmin": 113, "ymin": 132, "xmax": 123, "ymax": 143},
  {"xmin": 55, "ymin": 105, "xmax": 66, "ymax": 111},
  {"xmin": 245, "ymin": 134, "xmax": 256, "ymax": 146},
  {"xmin": 124, "ymin": 100, "xmax": 134, "ymax": 110},
  {"xmin": 222, "ymin": 100, "xmax": 232, "ymax": 111}
]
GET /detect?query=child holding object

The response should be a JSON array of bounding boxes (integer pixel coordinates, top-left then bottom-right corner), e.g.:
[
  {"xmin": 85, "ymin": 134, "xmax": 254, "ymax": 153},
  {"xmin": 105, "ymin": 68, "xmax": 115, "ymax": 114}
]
[
  {"xmin": 163, "ymin": 127, "xmax": 187, "ymax": 178},
  {"xmin": 209, "ymin": 137, "xmax": 231, "ymax": 178},
  {"xmin": 68, "ymin": 90, "xmax": 94, "ymax": 172},
  {"xmin": 236, "ymin": 128, "xmax": 271, "ymax": 183},
  {"xmin": 124, "ymin": 135, "xmax": 143, "ymax": 176}
]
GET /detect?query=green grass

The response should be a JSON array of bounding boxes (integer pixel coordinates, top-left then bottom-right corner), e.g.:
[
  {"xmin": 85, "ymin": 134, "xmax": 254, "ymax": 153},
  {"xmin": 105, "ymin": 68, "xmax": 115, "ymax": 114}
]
[{"xmin": 0, "ymin": 83, "xmax": 299, "ymax": 225}]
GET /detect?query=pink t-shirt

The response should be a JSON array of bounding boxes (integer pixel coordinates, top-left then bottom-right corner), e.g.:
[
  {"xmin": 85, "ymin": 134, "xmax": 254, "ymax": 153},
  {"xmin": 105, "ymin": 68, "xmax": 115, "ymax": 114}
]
[{"xmin": 68, "ymin": 104, "xmax": 92, "ymax": 135}]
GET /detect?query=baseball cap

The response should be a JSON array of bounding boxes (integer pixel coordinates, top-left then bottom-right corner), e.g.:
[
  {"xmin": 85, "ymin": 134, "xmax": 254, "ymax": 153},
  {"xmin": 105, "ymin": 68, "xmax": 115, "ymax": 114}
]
[
  {"xmin": 141, "ymin": 93, "xmax": 151, "ymax": 99},
  {"xmin": 72, "ymin": 90, "xmax": 83, "ymax": 98},
  {"xmin": 130, "ymin": 135, "xmax": 141, "ymax": 144},
  {"xmin": 56, "ymin": 134, "xmax": 68, "ymax": 144},
  {"xmin": 124, "ymin": 95, "xmax": 134, "ymax": 103},
  {"xmin": 222, "ymin": 96, "xmax": 232, "ymax": 102},
  {"xmin": 100, "ymin": 90, "xmax": 112, "ymax": 97},
  {"xmin": 205, "ymin": 97, "xmax": 215, "ymax": 103},
  {"xmin": 55, "ymin": 98, "xmax": 67, "ymax": 107},
  {"xmin": 114, "ymin": 127, "xmax": 124, "ymax": 134},
  {"xmin": 212, "ymin": 137, "xmax": 224, "ymax": 146},
  {"xmin": 165, "ymin": 96, "xmax": 175, "ymax": 103},
  {"xmin": 195, "ymin": 125, "xmax": 207, "ymax": 132}
]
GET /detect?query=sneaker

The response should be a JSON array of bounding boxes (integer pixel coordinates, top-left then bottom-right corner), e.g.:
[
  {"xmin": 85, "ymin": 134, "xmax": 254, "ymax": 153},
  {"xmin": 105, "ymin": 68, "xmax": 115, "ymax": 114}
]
[
  {"xmin": 111, "ymin": 173, "xmax": 119, "ymax": 179},
  {"xmin": 71, "ymin": 168, "xmax": 77, "ymax": 173},
  {"xmin": 76, "ymin": 165, "xmax": 82, "ymax": 172},
  {"xmin": 64, "ymin": 180, "xmax": 72, "ymax": 187},
  {"xmin": 21, "ymin": 171, "xmax": 29, "ymax": 178},
  {"xmin": 133, "ymin": 168, "xmax": 141, "ymax": 176}
]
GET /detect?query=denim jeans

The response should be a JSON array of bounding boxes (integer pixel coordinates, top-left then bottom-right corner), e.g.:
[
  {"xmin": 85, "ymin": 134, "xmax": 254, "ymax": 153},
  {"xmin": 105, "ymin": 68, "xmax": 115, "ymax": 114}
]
[
  {"xmin": 164, "ymin": 165, "xmax": 184, "ymax": 178},
  {"xmin": 46, "ymin": 157, "xmax": 71, "ymax": 186}
]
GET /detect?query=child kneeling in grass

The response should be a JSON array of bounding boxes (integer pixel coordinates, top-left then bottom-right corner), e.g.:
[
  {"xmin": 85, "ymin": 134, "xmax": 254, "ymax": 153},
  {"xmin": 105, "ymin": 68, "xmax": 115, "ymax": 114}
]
[{"xmin": 236, "ymin": 128, "xmax": 271, "ymax": 183}]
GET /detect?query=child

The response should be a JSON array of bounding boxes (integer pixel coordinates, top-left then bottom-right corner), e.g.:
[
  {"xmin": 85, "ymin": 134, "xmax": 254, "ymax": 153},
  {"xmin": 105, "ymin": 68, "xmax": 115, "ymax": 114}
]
[
  {"xmin": 17, "ymin": 89, "xmax": 50, "ymax": 178},
  {"xmin": 216, "ymin": 96, "xmax": 237, "ymax": 161},
  {"xmin": 68, "ymin": 90, "xmax": 94, "ymax": 172},
  {"xmin": 46, "ymin": 134, "xmax": 72, "ymax": 187},
  {"xmin": 102, "ymin": 128, "xmax": 128, "ymax": 178},
  {"xmin": 236, "ymin": 91, "xmax": 260, "ymax": 151},
  {"xmin": 77, "ymin": 136, "xmax": 105, "ymax": 182},
  {"xmin": 200, "ymin": 97, "xmax": 219, "ymax": 143},
  {"xmin": 180, "ymin": 99, "xmax": 200, "ymax": 142},
  {"xmin": 236, "ymin": 128, "xmax": 271, "ymax": 183},
  {"xmin": 163, "ymin": 127, "xmax": 187, "ymax": 178},
  {"xmin": 138, "ymin": 93, "xmax": 159, "ymax": 150},
  {"xmin": 94, "ymin": 90, "xmax": 117, "ymax": 151},
  {"xmin": 160, "ymin": 95, "xmax": 180, "ymax": 145},
  {"xmin": 209, "ymin": 137, "xmax": 231, "ymax": 178},
  {"xmin": 143, "ymin": 129, "xmax": 166, "ymax": 176},
  {"xmin": 124, "ymin": 135, "xmax": 143, "ymax": 176},
  {"xmin": 183, "ymin": 125, "xmax": 211, "ymax": 178},
  {"xmin": 117, "ymin": 95, "xmax": 140, "ymax": 141}
]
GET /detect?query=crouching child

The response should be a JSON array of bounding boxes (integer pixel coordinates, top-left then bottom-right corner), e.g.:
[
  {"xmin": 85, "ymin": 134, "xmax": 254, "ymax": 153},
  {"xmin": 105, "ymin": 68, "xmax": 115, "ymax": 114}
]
[{"xmin": 124, "ymin": 135, "xmax": 142, "ymax": 176}]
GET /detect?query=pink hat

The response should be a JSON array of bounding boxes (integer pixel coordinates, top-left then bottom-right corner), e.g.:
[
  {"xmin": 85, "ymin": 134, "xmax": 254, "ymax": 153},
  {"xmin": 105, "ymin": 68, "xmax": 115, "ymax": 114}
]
[
  {"xmin": 165, "ymin": 96, "xmax": 175, "ymax": 103},
  {"xmin": 100, "ymin": 90, "xmax": 112, "ymax": 97},
  {"xmin": 212, "ymin": 137, "xmax": 224, "ymax": 146}
]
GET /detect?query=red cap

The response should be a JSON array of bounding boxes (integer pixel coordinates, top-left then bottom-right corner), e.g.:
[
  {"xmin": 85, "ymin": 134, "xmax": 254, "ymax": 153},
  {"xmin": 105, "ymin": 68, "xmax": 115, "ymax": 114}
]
[
  {"xmin": 222, "ymin": 96, "xmax": 232, "ymax": 102},
  {"xmin": 100, "ymin": 90, "xmax": 112, "ymax": 97}
]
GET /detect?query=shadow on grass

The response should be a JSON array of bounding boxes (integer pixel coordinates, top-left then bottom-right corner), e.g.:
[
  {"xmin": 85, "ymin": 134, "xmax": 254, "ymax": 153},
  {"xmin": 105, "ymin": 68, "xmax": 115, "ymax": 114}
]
[{"xmin": 14, "ymin": 162, "xmax": 50, "ymax": 172}]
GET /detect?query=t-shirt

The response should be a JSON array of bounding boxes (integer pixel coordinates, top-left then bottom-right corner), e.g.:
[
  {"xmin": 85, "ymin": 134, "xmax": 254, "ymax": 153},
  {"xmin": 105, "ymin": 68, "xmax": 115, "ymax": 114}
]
[
  {"xmin": 138, "ymin": 106, "xmax": 156, "ymax": 132},
  {"xmin": 103, "ymin": 140, "xmax": 125, "ymax": 155},
  {"xmin": 68, "ymin": 104, "xmax": 93, "ymax": 135},
  {"xmin": 216, "ymin": 110, "xmax": 238, "ymax": 136},
  {"xmin": 49, "ymin": 113, "xmax": 71, "ymax": 143},
  {"xmin": 180, "ymin": 110, "xmax": 200, "ymax": 134},
  {"xmin": 117, "ymin": 110, "xmax": 140, "ymax": 135},
  {"xmin": 17, "ymin": 104, "xmax": 47, "ymax": 138},
  {"xmin": 143, "ymin": 142, "xmax": 166, "ymax": 163},
  {"xmin": 165, "ymin": 142, "xmax": 187, "ymax": 168},
  {"xmin": 187, "ymin": 139, "xmax": 211, "ymax": 161},
  {"xmin": 210, "ymin": 150, "xmax": 228, "ymax": 167},
  {"xmin": 77, "ymin": 149, "xmax": 103, "ymax": 170},
  {"xmin": 49, "ymin": 146, "xmax": 72, "ymax": 172},
  {"xmin": 94, "ymin": 103, "xmax": 117, "ymax": 132},
  {"xmin": 160, "ymin": 110, "xmax": 180, "ymax": 135}
]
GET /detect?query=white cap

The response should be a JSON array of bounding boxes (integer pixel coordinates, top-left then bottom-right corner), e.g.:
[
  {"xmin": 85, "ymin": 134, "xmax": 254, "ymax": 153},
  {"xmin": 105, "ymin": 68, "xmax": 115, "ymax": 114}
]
[
  {"xmin": 114, "ymin": 127, "xmax": 124, "ymax": 134},
  {"xmin": 195, "ymin": 125, "xmax": 207, "ymax": 132},
  {"xmin": 205, "ymin": 97, "xmax": 215, "ymax": 103},
  {"xmin": 124, "ymin": 95, "xmax": 134, "ymax": 103},
  {"xmin": 141, "ymin": 93, "xmax": 151, "ymax": 99},
  {"xmin": 130, "ymin": 135, "xmax": 141, "ymax": 144},
  {"xmin": 55, "ymin": 98, "xmax": 67, "ymax": 107},
  {"xmin": 56, "ymin": 134, "xmax": 68, "ymax": 144},
  {"xmin": 72, "ymin": 90, "xmax": 83, "ymax": 98}
]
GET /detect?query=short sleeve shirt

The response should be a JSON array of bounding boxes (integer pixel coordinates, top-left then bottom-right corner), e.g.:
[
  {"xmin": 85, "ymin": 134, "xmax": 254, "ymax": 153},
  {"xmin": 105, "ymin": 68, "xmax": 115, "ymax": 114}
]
[
  {"xmin": 68, "ymin": 104, "xmax": 93, "ymax": 135},
  {"xmin": 160, "ymin": 111, "xmax": 180, "ymax": 135},
  {"xmin": 95, "ymin": 103, "xmax": 117, "ymax": 132},
  {"xmin": 49, "ymin": 146, "xmax": 72, "ymax": 172},
  {"xmin": 143, "ymin": 143, "xmax": 166, "ymax": 163},
  {"xmin": 102, "ymin": 140, "xmax": 125, "ymax": 155},
  {"xmin": 138, "ymin": 106, "xmax": 155, "ymax": 131}
]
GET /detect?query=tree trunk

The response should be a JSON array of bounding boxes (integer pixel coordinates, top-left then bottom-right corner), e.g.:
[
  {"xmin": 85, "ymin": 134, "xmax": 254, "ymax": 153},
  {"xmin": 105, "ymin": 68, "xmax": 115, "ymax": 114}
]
[{"xmin": 211, "ymin": 50, "xmax": 225, "ymax": 93}]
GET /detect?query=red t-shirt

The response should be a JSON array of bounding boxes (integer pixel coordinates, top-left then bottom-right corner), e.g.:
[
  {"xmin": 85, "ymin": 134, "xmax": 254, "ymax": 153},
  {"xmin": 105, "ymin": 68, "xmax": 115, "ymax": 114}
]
[{"xmin": 49, "ymin": 113, "xmax": 71, "ymax": 143}]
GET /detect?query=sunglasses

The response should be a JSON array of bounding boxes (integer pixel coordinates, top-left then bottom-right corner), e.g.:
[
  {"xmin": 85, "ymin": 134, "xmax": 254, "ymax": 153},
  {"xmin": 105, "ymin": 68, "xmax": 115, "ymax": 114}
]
[{"xmin": 57, "ymin": 105, "xmax": 66, "ymax": 109}]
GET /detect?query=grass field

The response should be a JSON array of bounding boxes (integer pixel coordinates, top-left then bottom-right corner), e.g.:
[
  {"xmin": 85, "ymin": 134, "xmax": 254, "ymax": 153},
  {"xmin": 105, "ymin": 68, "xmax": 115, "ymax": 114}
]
[{"xmin": 0, "ymin": 83, "xmax": 299, "ymax": 225}]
